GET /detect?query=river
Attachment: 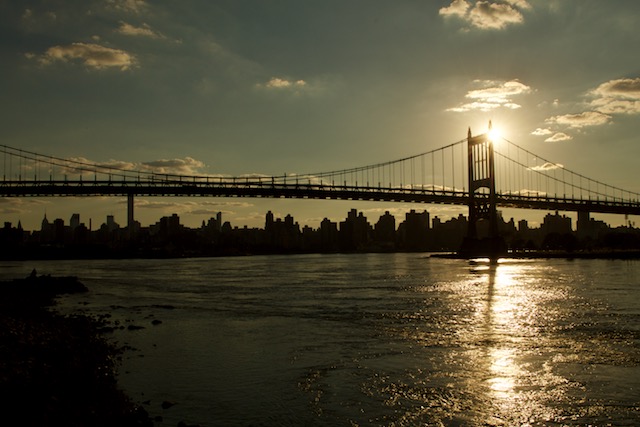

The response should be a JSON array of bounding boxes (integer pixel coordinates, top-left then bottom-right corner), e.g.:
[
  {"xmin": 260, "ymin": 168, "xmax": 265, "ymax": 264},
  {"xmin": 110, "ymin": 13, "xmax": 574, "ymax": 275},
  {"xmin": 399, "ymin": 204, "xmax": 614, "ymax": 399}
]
[{"xmin": 1, "ymin": 254, "xmax": 639, "ymax": 426}]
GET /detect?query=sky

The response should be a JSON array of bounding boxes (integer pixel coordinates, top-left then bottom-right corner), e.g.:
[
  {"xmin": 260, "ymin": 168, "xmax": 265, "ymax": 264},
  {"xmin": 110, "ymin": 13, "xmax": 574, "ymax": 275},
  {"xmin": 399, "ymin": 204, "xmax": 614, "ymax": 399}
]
[{"xmin": 1, "ymin": 0, "xmax": 639, "ymax": 231}]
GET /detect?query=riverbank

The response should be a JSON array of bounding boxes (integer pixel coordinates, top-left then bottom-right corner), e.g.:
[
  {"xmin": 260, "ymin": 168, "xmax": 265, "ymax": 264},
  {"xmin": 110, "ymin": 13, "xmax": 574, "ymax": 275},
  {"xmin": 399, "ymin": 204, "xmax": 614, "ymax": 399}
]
[
  {"xmin": 431, "ymin": 249, "xmax": 640, "ymax": 260},
  {"xmin": 0, "ymin": 274, "xmax": 153, "ymax": 427}
]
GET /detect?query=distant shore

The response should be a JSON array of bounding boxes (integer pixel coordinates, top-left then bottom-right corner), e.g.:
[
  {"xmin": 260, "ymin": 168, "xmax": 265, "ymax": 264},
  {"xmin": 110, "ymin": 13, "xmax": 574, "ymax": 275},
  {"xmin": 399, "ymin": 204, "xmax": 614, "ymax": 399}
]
[
  {"xmin": 0, "ymin": 274, "xmax": 153, "ymax": 426},
  {"xmin": 3, "ymin": 247, "xmax": 640, "ymax": 261},
  {"xmin": 431, "ymin": 249, "xmax": 640, "ymax": 260}
]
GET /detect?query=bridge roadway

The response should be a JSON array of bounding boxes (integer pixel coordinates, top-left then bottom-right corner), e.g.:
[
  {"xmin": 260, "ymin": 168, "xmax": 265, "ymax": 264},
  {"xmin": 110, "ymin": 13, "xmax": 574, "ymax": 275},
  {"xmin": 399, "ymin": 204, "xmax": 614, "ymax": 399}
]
[{"xmin": 2, "ymin": 179, "xmax": 640, "ymax": 216}]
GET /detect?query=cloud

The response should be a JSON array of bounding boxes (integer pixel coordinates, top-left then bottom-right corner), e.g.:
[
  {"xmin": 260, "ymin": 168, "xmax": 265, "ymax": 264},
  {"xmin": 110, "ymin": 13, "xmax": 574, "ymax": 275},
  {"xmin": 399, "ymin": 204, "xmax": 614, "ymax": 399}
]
[
  {"xmin": 508, "ymin": 189, "xmax": 547, "ymax": 197},
  {"xmin": 63, "ymin": 156, "xmax": 207, "ymax": 176},
  {"xmin": 591, "ymin": 99, "xmax": 640, "ymax": 115},
  {"xmin": 540, "ymin": 77, "xmax": 640, "ymax": 134},
  {"xmin": 254, "ymin": 76, "xmax": 334, "ymax": 96},
  {"xmin": 470, "ymin": 1, "xmax": 525, "ymax": 29},
  {"xmin": 38, "ymin": 43, "xmax": 135, "ymax": 70},
  {"xmin": 531, "ymin": 128, "xmax": 572, "ymax": 143},
  {"xmin": 187, "ymin": 201, "xmax": 254, "ymax": 216},
  {"xmin": 531, "ymin": 128, "xmax": 552, "ymax": 136},
  {"xmin": 107, "ymin": 0, "xmax": 148, "ymax": 14},
  {"xmin": 0, "ymin": 198, "xmax": 47, "ymax": 215},
  {"xmin": 131, "ymin": 200, "xmax": 252, "ymax": 213},
  {"xmin": 141, "ymin": 158, "xmax": 206, "ymax": 175},
  {"xmin": 447, "ymin": 79, "xmax": 532, "ymax": 112},
  {"xmin": 590, "ymin": 77, "xmax": 640, "ymax": 115},
  {"xmin": 544, "ymin": 132, "xmax": 573, "ymax": 142},
  {"xmin": 439, "ymin": 0, "xmax": 470, "ymax": 17},
  {"xmin": 529, "ymin": 162, "xmax": 563, "ymax": 171},
  {"xmin": 466, "ymin": 79, "xmax": 531, "ymax": 100},
  {"xmin": 504, "ymin": 0, "xmax": 531, "ymax": 10},
  {"xmin": 546, "ymin": 111, "xmax": 611, "ymax": 128},
  {"xmin": 257, "ymin": 77, "xmax": 308, "ymax": 90},
  {"xmin": 117, "ymin": 21, "xmax": 163, "ymax": 38},
  {"xmin": 592, "ymin": 77, "xmax": 640, "ymax": 99},
  {"xmin": 440, "ymin": 0, "xmax": 530, "ymax": 30},
  {"xmin": 134, "ymin": 200, "xmax": 185, "ymax": 210}
]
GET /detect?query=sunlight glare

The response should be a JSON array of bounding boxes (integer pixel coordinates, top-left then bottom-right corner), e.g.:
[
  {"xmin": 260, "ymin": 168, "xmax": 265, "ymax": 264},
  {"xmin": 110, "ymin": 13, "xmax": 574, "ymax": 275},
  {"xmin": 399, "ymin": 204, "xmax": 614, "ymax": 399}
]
[{"xmin": 487, "ymin": 126, "xmax": 502, "ymax": 144}]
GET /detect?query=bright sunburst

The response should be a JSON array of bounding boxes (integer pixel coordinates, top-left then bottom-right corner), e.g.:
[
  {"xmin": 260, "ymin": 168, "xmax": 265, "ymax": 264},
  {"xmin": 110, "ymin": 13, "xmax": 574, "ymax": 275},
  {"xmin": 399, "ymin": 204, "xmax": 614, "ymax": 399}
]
[{"xmin": 488, "ymin": 126, "xmax": 503, "ymax": 143}]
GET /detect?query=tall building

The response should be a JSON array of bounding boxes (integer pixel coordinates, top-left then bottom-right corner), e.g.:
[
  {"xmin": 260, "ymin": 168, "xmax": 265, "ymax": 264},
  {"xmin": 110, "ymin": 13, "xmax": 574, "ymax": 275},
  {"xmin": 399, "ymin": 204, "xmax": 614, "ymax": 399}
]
[
  {"xmin": 205, "ymin": 212, "xmax": 223, "ymax": 233},
  {"xmin": 106, "ymin": 215, "xmax": 120, "ymax": 232},
  {"xmin": 265, "ymin": 211, "xmax": 275, "ymax": 231},
  {"xmin": 70, "ymin": 213, "xmax": 80, "ymax": 230},
  {"xmin": 339, "ymin": 209, "xmax": 371, "ymax": 251},
  {"xmin": 398, "ymin": 209, "xmax": 430, "ymax": 251},
  {"xmin": 542, "ymin": 211, "xmax": 572, "ymax": 235},
  {"xmin": 374, "ymin": 211, "xmax": 396, "ymax": 247},
  {"xmin": 319, "ymin": 218, "xmax": 339, "ymax": 251}
]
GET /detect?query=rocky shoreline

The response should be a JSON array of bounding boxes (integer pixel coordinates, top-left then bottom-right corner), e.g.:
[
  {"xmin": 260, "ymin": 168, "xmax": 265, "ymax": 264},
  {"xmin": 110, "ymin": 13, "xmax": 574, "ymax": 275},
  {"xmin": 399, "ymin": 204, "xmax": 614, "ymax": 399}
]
[{"xmin": 0, "ymin": 274, "xmax": 153, "ymax": 427}]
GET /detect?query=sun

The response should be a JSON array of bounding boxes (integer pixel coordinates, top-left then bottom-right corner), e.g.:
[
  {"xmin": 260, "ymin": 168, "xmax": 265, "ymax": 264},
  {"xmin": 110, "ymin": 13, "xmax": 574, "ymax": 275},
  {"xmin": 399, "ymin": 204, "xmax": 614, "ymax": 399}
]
[{"xmin": 487, "ymin": 124, "xmax": 503, "ymax": 143}]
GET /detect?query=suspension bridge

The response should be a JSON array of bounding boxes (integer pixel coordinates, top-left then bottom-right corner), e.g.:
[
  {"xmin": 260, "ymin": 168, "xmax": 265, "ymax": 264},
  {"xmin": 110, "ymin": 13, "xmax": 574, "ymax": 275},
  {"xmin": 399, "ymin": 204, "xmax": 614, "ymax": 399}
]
[{"xmin": 1, "ymin": 125, "xmax": 639, "ymax": 254}]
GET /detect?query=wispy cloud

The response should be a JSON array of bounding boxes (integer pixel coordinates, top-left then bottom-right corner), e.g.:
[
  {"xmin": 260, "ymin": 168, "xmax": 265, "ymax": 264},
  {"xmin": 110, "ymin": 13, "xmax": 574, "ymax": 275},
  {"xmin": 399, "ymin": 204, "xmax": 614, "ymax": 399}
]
[
  {"xmin": 440, "ymin": 0, "xmax": 530, "ymax": 30},
  {"xmin": 531, "ymin": 128, "xmax": 552, "ymax": 136},
  {"xmin": 447, "ymin": 79, "xmax": 532, "ymax": 112},
  {"xmin": 546, "ymin": 111, "xmax": 611, "ymax": 128},
  {"xmin": 142, "ymin": 158, "xmax": 206, "ymax": 175},
  {"xmin": 544, "ymin": 132, "xmax": 572, "ymax": 142},
  {"xmin": 257, "ymin": 77, "xmax": 308, "ymax": 91},
  {"xmin": 116, "ymin": 21, "xmax": 163, "ymax": 39},
  {"xmin": 254, "ymin": 76, "xmax": 334, "ymax": 97},
  {"xmin": 66, "ymin": 156, "xmax": 207, "ymax": 176},
  {"xmin": 37, "ymin": 43, "xmax": 135, "ymax": 70},
  {"xmin": 537, "ymin": 77, "xmax": 639, "ymax": 140},
  {"xmin": 132, "ymin": 200, "xmax": 253, "ymax": 213},
  {"xmin": 107, "ymin": 0, "xmax": 148, "ymax": 14},
  {"xmin": 0, "ymin": 198, "xmax": 48, "ymax": 215},
  {"xmin": 529, "ymin": 162, "xmax": 563, "ymax": 171}
]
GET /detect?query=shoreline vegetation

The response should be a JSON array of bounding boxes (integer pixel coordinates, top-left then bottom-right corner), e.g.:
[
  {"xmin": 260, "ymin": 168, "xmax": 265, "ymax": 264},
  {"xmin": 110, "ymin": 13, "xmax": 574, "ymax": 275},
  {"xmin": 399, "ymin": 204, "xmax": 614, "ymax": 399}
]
[{"xmin": 0, "ymin": 274, "xmax": 154, "ymax": 427}]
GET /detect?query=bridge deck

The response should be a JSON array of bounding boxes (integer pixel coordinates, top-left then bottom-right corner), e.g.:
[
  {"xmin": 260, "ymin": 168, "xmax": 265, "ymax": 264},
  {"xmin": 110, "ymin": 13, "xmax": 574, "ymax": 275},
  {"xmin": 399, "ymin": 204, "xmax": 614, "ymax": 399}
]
[{"xmin": 2, "ymin": 180, "xmax": 639, "ymax": 215}]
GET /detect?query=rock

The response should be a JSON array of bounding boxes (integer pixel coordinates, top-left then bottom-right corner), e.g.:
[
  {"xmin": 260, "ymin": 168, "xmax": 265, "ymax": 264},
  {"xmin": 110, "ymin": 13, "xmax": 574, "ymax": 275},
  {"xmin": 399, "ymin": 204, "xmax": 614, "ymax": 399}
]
[
  {"xmin": 127, "ymin": 324, "xmax": 145, "ymax": 331},
  {"xmin": 161, "ymin": 400, "xmax": 176, "ymax": 409}
]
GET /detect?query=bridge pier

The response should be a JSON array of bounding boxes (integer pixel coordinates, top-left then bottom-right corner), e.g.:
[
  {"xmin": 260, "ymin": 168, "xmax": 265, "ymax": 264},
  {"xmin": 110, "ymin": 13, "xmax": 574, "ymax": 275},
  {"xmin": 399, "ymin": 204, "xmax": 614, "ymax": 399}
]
[
  {"xmin": 127, "ymin": 193, "xmax": 135, "ymax": 239},
  {"xmin": 460, "ymin": 123, "xmax": 507, "ymax": 259}
]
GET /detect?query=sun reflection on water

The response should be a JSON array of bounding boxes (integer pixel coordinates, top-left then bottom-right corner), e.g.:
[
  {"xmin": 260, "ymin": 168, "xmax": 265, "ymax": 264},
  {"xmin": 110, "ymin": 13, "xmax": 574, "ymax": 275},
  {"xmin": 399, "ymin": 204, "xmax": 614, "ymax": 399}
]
[
  {"xmin": 485, "ymin": 264, "xmax": 522, "ymax": 400},
  {"xmin": 473, "ymin": 260, "xmax": 553, "ymax": 422}
]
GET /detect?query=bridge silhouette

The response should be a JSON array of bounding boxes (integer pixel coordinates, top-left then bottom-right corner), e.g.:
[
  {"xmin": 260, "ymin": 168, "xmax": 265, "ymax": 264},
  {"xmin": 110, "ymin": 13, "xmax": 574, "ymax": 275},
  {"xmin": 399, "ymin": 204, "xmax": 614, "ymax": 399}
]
[{"xmin": 2, "ymin": 125, "xmax": 640, "ymax": 254}]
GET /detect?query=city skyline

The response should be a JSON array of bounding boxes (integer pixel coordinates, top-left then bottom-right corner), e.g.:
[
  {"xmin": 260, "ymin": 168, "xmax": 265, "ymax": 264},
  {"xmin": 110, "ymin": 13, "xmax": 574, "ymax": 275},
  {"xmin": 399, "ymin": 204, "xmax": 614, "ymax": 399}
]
[
  {"xmin": 4, "ymin": 204, "xmax": 635, "ymax": 260},
  {"xmin": 1, "ymin": 1, "xmax": 639, "ymax": 230},
  {"xmin": 4, "ymin": 205, "xmax": 626, "ymax": 235}
]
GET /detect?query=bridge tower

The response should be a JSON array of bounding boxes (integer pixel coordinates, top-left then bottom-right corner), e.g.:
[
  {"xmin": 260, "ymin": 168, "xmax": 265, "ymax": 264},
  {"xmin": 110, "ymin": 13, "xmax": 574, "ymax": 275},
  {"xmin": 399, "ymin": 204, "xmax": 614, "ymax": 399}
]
[{"xmin": 460, "ymin": 122, "xmax": 507, "ymax": 258}]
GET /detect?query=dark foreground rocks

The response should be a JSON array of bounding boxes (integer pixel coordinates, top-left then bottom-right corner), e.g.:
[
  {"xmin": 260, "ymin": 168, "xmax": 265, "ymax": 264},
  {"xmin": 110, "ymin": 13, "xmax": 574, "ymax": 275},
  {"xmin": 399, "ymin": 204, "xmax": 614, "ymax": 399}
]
[{"xmin": 0, "ymin": 274, "xmax": 153, "ymax": 427}]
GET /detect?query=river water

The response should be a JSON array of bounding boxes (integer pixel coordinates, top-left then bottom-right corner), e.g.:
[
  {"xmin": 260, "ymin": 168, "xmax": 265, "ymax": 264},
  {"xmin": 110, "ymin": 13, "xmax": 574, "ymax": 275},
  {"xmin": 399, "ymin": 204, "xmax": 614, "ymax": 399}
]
[{"xmin": 2, "ymin": 254, "xmax": 639, "ymax": 426}]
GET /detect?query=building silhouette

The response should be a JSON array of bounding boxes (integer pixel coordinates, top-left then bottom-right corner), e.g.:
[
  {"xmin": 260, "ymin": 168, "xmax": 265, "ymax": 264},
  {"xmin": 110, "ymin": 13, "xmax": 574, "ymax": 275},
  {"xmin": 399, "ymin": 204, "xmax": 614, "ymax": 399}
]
[{"xmin": 1, "ymin": 206, "xmax": 639, "ymax": 259}]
